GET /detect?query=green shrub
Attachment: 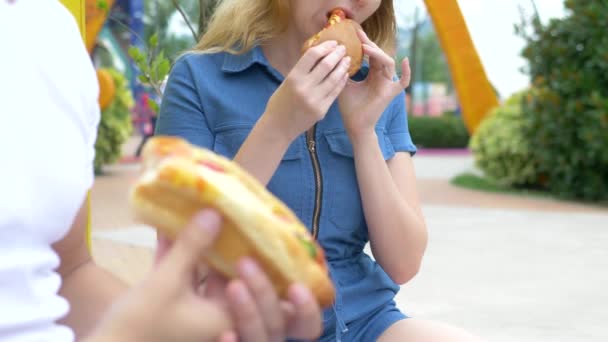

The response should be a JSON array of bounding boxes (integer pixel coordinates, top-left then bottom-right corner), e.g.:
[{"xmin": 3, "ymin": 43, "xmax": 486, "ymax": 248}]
[
  {"xmin": 408, "ymin": 114, "xmax": 470, "ymax": 148},
  {"xmin": 470, "ymin": 91, "xmax": 539, "ymax": 187},
  {"xmin": 94, "ymin": 69, "xmax": 134, "ymax": 174},
  {"xmin": 516, "ymin": 0, "xmax": 608, "ymax": 201}
]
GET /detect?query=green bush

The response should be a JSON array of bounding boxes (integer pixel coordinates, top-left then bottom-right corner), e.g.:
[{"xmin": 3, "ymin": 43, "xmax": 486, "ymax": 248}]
[
  {"xmin": 94, "ymin": 69, "xmax": 134, "ymax": 174},
  {"xmin": 470, "ymin": 91, "xmax": 540, "ymax": 187},
  {"xmin": 408, "ymin": 114, "xmax": 470, "ymax": 148},
  {"xmin": 516, "ymin": 0, "xmax": 608, "ymax": 201}
]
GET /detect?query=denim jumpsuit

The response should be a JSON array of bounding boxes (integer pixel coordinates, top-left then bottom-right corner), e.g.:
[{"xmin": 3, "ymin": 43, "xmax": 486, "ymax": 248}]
[{"xmin": 156, "ymin": 46, "xmax": 418, "ymax": 341}]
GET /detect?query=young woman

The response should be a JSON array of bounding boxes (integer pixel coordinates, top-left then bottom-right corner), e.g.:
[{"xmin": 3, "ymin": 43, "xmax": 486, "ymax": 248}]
[{"xmin": 157, "ymin": 0, "xmax": 480, "ymax": 340}]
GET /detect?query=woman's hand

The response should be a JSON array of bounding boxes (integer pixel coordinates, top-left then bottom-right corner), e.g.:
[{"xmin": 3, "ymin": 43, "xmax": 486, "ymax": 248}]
[
  {"xmin": 339, "ymin": 30, "xmax": 411, "ymax": 141},
  {"xmin": 145, "ymin": 210, "xmax": 322, "ymax": 342},
  {"xmin": 85, "ymin": 210, "xmax": 232, "ymax": 342},
  {"xmin": 264, "ymin": 40, "xmax": 351, "ymax": 141},
  {"xmin": 203, "ymin": 263, "xmax": 323, "ymax": 342}
]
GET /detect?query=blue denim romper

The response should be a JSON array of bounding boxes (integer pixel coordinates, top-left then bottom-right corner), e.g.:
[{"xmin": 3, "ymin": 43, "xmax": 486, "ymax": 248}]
[{"xmin": 156, "ymin": 46, "xmax": 418, "ymax": 341}]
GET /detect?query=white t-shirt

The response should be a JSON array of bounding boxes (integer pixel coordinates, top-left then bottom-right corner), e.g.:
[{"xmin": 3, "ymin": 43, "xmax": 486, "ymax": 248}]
[{"xmin": 0, "ymin": 1, "xmax": 100, "ymax": 341}]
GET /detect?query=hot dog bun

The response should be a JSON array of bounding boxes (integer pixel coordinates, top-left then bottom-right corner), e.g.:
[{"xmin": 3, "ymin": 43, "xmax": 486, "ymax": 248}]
[
  {"xmin": 302, "ymin": 8, "xmax": 363, "ymax": 77},
  {"xmin": 129, "ymin": 136, "xmax": 336, "ymax": 308}
]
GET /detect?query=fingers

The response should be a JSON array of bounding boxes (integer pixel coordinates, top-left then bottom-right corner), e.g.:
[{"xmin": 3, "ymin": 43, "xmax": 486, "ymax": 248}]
[
  {"xmin": 158, "ymin": 210, "xmax": 222, "ymax": 284},
  {"xmin": 356, "ymin": 28, "xmax": 401, "ymax": 82},
  {"xmin": 362, "ymin": 44, "xmax": 394, "ymax": 80},
  {"xmin": 318, "ymin": 55, "xmax": 350, "ymax": 91},
  {"xmin": 194, "ymin": 263, "xmax": 211, "ymax": 293},
  {"xmin": 280, "ymin": 301, "xmax": 296, "ymax": 318},
  {"xmin": 357, "ymin": 28, "xmax": 377, "ymax": 48},
  {"xmin": 297, "ymin": 40, "xmax": 339, "ymax": 74},
  {"xmin": 308, "ymin": 45, "xmax": 347, "ymax": 85},
  {"xmin": 357, "ymin": 30, "xmax": 411, "ymax": 94},
  {"xmin": 400, "ymin": 57, "xmax": 411, "ymax": 88},
  {"xmin": 237, "ymin": 259, "xmax": 286, "ymax": 342},
  {"xmin": 226, "ymin": 280, "xmax": 269, "ymax": 342},
  {"xmin": 202, "ymin": 271, "xmax": 230, "ymax": 301},
  {"xmin": 283, "ymin": 284, "xmax": 322, "ymax": 340}
]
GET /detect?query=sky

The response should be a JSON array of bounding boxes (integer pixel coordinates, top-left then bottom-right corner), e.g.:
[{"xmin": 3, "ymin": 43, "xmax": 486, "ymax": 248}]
[{"xmin": 395, "ymin": 0, "xmax": 567, "ymax": 99}]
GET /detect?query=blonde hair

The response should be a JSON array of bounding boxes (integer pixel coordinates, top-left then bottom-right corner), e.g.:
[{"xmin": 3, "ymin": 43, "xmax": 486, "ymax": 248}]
[{"xmin": 191, "ymin": 0, "xmax": 397, "ymax": 55}]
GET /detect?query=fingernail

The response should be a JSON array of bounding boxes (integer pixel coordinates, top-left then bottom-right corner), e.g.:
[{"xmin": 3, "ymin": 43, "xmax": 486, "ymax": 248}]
[
  {"xmin": 291, "ymin": 284, "xmax": 311, "ymax": 305},
  {"xmin": 240, "ymin": 258, "xmax": 259, "ymax": 277},
  {"xmin": 338, "ymin": 45, "xmax": 346, "ymax": 52},
  {"xmin": 193, "ymin": 210, "xmax": 221, "ymax": 234},
  {"xmin": 344, "ymin": 56, "xmax": 351, "ymax": 65}
]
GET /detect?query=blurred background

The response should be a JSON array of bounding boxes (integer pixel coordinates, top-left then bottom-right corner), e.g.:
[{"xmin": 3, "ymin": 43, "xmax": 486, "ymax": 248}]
[{"xmin": 69, "ymin": 0, "xmax": 607, "ymax": 341}]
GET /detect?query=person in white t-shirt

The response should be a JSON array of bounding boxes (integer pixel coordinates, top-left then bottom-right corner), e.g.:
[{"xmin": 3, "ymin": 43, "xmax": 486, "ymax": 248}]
[{"xmin": 0, "ymin": 1, "xmax": 322, "ymax": 341}]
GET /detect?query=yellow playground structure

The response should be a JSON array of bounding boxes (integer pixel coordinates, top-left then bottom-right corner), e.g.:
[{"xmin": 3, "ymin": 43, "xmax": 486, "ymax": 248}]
[
  {"xmin": 58, "ymin": 0, "xmax": 499, "ymax": 246},
  {"xmin": 424, "ymin": 0, "xmax": 499, "ymax": 134}
]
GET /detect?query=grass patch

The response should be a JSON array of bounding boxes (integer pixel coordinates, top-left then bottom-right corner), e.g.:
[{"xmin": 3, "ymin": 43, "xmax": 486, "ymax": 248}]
[
  {"xmin": 452, "ymin": 173, "xmax": 608, "ymax": 208},
  {"xmin": 450, "ymin": 172, "xmax": 551, "ymax": 199}
]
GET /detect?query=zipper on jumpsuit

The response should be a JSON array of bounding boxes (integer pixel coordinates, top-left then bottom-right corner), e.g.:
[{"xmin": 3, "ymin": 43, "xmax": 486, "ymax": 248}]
[
  {"xmin": 306, "ymin": 126, "xmax": 322, "ymax": 239},
  {"xmin": 306, "ymin": 125, "xmax": 348, "ymax": 341}
]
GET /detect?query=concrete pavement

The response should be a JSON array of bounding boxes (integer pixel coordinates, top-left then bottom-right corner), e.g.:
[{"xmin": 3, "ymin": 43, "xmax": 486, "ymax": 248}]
[{"xmin": 392, "ymin": 205, "xmax": 608, "ymax": 342}]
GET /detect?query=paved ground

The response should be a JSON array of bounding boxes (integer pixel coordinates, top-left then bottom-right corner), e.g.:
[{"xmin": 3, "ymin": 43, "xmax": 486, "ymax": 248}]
[
  {"xmin": 393, "ymin": 206, "xmax": 608, "ymax": 342},
  {"xmin": 90, "ymin": 137, "xmax": 608, "ymax": 341}
]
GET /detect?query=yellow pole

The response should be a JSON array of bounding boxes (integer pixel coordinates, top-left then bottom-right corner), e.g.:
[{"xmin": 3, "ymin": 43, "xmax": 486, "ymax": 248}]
[
  {"xmin": 423, "ymin": 0, "xmax": 499, "ymax": 134},
  {"xmin": 84, "ymin": 0, "xmax": 117, "ymax": 53},
  {"xmin": 59, "ymin": 0, "xmax": 93, "ymax": 251}
]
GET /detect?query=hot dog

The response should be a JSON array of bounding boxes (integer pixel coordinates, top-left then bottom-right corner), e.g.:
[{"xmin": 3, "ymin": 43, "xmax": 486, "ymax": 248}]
[
  {"xmin": 302, "ymin": 8, "xmax": 364, "ymax": 77},
  {"xmin": 129, "ymin": 136, "xmax": 336, "ymax": 308}
]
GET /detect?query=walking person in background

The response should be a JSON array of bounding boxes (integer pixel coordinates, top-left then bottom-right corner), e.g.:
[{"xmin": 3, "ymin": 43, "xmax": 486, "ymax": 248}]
[{"xmin": 135, "ymin": 92, "xmax": 158, "ymax": 157}]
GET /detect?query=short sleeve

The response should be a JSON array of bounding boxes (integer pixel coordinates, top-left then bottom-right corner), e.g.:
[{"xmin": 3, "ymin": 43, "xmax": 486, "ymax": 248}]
[
  {"xmin": 387, "ymin": 91, "xmax": 417, "ymax": 156},
  {"xmin": 156, "ymin": 55, "xmax": 214, "ymax": 149}
]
